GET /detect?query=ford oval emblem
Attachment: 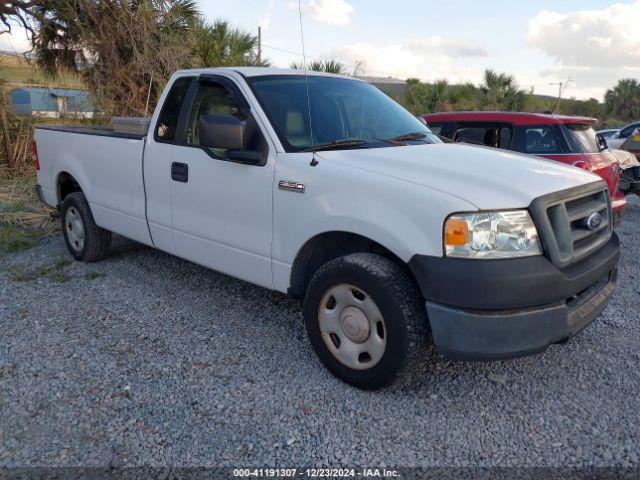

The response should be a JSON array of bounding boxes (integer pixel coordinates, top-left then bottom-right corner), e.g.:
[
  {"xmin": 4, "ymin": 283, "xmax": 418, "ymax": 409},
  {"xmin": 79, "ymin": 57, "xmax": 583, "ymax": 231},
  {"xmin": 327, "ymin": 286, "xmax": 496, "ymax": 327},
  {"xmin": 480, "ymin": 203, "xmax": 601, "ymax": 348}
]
[{"xmin": 586, "ymin": 212, "xmax": 602, "ymax": 230}]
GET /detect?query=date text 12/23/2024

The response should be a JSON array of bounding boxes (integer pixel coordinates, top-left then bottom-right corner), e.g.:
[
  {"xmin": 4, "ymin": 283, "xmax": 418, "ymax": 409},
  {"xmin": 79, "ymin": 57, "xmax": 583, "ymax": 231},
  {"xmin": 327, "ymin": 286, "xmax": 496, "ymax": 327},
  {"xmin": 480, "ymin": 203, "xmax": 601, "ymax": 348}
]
[{"xmin": 233, "ymin": 468, "xmax": 400, "ymax": 478}]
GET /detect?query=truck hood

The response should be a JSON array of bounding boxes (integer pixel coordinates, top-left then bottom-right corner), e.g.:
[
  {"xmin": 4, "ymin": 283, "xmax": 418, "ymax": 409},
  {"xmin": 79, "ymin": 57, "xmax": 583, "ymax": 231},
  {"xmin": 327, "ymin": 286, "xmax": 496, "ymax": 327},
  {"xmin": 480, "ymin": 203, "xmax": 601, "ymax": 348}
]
[{"xmin": 317, "ymin": 143, "xmax": 602, "ymax": 210}]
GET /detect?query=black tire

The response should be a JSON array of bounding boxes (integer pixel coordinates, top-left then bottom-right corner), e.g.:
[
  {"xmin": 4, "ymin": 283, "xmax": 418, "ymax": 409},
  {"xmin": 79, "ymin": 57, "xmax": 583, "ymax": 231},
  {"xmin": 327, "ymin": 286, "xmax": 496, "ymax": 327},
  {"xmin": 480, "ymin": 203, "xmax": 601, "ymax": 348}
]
[
  {"xmin": 303, "ymin": 253, "xmax": 429, "ymax": 390},
  {"xmin": 61, "ymin": 192, "xmax": 111, "ymax": 262}
]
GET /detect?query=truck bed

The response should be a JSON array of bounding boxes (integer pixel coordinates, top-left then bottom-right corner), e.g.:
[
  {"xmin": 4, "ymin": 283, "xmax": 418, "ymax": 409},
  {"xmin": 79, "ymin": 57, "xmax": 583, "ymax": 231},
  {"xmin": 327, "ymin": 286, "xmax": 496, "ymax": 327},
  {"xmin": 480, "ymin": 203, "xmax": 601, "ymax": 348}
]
[{"xmin": 34, "ymin": 125, "xmax": 153, "ymax": 247}]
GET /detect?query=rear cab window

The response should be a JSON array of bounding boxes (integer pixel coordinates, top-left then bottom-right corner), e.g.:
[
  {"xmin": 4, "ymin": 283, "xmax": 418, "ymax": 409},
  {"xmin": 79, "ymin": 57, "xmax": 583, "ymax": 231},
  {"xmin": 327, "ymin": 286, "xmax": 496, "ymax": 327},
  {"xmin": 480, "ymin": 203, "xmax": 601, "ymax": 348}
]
[{"xmin": 561, "ymin": 123, "xmax": 600, "ymax": 154}]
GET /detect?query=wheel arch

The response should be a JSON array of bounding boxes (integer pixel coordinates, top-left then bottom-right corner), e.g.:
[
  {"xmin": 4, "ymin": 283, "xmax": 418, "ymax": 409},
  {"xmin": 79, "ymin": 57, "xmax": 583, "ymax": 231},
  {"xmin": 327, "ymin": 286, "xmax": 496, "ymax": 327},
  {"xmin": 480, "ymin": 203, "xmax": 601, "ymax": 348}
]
[
  {"xmin": 288, "ymin": 231, "xmax": 412, "ymax": 299},
  {"xmin": 56, "ymin": 171, "xmax": 84, "ymax": 205}
]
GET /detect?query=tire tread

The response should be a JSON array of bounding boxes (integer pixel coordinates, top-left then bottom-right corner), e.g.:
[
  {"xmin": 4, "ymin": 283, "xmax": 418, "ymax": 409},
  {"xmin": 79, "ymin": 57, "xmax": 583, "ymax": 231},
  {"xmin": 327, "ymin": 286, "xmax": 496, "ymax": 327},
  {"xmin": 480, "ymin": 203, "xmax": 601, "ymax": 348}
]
[
  {"xmin": 304, "ymin": 252, "xmax": 429, "ymax": 389},
  {"xmin": 61, "ymin": 192, "xmax": 111, "ymax": 262}
]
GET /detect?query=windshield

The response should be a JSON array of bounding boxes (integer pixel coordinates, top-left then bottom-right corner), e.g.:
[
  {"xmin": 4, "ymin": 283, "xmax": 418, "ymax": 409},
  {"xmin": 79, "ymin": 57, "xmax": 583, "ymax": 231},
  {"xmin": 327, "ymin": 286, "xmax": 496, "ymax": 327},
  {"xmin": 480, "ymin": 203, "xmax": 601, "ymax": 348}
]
[
  {"xmin": 247, "ymin": 75, "xmax": 440, "ymax": 152},
  {"xmin": 562, "ymin": 123, "xmax": 600, "ymax": 154}
]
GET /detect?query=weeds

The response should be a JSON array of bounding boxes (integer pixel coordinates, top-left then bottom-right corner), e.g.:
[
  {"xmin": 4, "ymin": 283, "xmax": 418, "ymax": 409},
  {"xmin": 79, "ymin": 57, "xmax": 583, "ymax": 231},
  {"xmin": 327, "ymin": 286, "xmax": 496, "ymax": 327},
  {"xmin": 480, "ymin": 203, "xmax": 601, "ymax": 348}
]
[
  {"xmin": 84, "ymin": 271, "xmax": 105, "ymax": 280},
  {"xmin": 0, "ymin": 224, "xmax": 38, "ymax": 254},
  {"xmin": 8, "ymin": 257, "xmax": 73, "ymax": 283},
  {"xmin": 0, "ymin": 175, "xmax": 57, "ymax": 256}
]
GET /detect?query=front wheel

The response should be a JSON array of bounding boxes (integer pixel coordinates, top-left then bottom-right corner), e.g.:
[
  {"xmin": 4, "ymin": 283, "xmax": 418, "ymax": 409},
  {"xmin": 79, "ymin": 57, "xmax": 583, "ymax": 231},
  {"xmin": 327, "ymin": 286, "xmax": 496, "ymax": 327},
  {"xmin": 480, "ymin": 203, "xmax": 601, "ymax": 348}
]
[
  {"xmin": 61, "ymin": 192, "xmax": 111, "ymax": 262},
  {"xmin": 303, "ymin": 253, "xmax": 429, "ymax": 390}
]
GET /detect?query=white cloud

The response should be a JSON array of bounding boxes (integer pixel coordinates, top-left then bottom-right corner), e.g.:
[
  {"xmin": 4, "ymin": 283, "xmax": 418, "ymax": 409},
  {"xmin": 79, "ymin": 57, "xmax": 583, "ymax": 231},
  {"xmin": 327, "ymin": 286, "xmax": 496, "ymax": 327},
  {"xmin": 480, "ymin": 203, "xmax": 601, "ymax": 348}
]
[
  {"xmin": 407, "ymin": 37, "xmax": 488, "ymax": 58},
  {"xmin": 259, "ymin": 0, "xmax": 276, "ymax": 31},
  {"xmin": 289, "ymin": 0, "xmax": 355, "ymax": 27},
  {"xmin": 0, "ymin": 28, "xmax": 31, "ymax": 54},
  {"xmin": 322, "ymin": 38, "xmax": 487, "ymax": 82},
  {"xmin": 527, "ymin": 1, "xmax": 640, "ymax": 68}
]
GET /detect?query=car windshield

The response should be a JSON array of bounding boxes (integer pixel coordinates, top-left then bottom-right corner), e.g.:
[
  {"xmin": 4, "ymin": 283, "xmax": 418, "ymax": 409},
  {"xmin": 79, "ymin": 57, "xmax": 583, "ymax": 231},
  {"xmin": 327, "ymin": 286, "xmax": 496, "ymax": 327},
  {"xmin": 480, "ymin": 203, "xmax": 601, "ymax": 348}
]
[
  {"xmin": 247, "ymin": 75, "xmax": 440, "ymax": 152},
  {"xmin": 562, "ymin": 123, "xmax": 600, "ymax": 154}
]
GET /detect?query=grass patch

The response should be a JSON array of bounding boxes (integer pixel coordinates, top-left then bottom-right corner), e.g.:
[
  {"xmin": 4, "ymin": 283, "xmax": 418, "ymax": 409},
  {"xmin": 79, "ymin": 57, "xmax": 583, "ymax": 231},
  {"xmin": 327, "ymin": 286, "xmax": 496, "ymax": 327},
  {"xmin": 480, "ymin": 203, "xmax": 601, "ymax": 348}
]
[
  {"xmin": 0, "ymin": 175, "xmax": 58, "ymax": 256},
  {"xmin": 7, "ymin": 256, "xmax": 73, "ymax": 283},
  {"xmin": 0, "ymin": 201, "xmax": 34, "ymax": 214},
  {"xmin": 52, "ymin": 258, "xmax": 71, "ymax": 269},
  {"xmin": 0, "ymin": 224, "xmax": 37, "ymax": 254},
  {"xmin": 0, "ymin": 53, "xmax": 83, "ymax": 88},
  {"xmin": 9, "ymin": 269, "xmax": 37, "ymax": 282},
  {"xmin": 84, "ymin": 271, "xmax": 105, "ymax": 281},
  {"xmin": 50, "ymin": 271, "xmax": 71, "ymax": 283}
]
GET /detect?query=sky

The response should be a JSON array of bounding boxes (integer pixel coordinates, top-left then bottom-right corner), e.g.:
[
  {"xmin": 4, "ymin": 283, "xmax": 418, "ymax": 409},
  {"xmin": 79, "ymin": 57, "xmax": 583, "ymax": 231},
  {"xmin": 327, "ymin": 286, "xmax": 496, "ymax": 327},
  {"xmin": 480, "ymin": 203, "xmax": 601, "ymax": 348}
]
[{"xmin": 2, "ymin": 0, "xmax": 639, "ymax": 100}]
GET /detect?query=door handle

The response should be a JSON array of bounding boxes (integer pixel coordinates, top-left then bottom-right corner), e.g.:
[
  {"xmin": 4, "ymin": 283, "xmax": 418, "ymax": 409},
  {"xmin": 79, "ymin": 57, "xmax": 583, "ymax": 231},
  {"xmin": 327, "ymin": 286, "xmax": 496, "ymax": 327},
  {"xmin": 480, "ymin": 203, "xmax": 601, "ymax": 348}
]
[{"xmin": 171, "ymin": 162, "xmax": 188, "ymax": 183}]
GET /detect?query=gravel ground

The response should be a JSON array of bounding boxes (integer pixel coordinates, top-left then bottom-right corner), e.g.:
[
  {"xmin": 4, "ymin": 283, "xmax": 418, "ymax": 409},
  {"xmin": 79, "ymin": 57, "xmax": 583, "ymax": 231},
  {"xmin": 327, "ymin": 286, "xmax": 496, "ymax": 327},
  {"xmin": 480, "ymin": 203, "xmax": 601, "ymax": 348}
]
[{"xmin": 0, "ymin": 198, "xmax": 639, "ymax": 469}]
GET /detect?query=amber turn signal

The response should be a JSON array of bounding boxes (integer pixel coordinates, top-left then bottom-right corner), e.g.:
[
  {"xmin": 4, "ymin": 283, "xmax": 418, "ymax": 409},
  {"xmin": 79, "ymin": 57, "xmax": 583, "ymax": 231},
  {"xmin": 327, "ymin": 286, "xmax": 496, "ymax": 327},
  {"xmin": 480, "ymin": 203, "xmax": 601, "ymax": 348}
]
[{"xmin": 445, "ymin": 218, "xmax": 469, "ymax": 246}]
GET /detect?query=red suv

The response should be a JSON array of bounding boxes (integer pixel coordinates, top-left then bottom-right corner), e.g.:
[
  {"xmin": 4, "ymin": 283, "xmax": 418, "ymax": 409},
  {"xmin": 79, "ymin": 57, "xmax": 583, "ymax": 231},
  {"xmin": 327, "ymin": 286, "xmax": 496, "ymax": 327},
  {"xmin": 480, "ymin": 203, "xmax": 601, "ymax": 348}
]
[{"xmin": 423, "ymin": 112, "xmax": 626, "ymax": 223}]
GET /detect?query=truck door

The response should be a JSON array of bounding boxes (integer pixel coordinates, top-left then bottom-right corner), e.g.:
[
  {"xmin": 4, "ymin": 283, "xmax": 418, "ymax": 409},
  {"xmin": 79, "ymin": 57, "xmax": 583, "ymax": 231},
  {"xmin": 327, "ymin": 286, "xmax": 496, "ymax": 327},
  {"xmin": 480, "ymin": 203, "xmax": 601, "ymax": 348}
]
[
  {"xmin": 168, "ymin": 75, "xmax": 275, "ymax": 289},
  {"xmin": 145, "ymin": 75, "xmax": 194, "ymax": 254}
]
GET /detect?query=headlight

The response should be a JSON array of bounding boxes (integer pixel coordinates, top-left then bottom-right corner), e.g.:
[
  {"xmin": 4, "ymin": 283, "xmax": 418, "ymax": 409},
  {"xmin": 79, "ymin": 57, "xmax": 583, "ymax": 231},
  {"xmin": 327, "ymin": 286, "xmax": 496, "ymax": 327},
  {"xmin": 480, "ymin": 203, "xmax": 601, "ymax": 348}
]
[{"xmin": 444, "ymin": 210, "xmax": 541, "ymax": 259}]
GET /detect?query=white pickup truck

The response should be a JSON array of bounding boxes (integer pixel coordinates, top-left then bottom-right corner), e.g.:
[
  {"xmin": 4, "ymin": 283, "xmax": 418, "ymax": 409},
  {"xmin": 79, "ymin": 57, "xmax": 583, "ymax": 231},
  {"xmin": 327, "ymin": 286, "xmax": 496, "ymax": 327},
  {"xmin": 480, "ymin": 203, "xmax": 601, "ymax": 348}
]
[{"xmin": 34, "ymin": 68, "xmax": 620, "ymax": 389}]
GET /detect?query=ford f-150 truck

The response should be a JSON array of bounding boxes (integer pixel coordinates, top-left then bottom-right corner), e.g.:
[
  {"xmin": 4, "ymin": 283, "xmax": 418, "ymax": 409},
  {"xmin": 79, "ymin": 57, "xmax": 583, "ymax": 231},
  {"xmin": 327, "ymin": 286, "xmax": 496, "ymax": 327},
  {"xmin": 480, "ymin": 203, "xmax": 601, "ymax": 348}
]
[{"xmin": 34, "ymin": 68, "xmax": 620, "ymax": 390}]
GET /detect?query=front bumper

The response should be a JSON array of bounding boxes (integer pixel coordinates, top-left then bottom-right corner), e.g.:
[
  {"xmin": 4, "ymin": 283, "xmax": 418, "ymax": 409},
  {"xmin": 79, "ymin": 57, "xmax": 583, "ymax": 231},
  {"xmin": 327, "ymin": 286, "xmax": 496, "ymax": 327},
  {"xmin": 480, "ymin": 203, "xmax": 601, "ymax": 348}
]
[
  {"xmin": 409, "ymin": 234, "xmax": 619, "ymax": 361},
  {"xmin": 620, "ymin": 165, "xmax": 640, "ymax": 196}
]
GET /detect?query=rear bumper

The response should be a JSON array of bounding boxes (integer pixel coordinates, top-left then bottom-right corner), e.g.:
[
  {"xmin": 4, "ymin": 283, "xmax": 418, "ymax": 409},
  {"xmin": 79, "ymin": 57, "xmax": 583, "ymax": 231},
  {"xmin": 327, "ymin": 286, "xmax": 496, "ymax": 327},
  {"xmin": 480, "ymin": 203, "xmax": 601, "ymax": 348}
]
[
  {"xmin": 410, "ymin": 234, "xmax": 619, "ymax": 361},
  {"xmin": 35, "ymin": 184, "xmax": 46, "ymax": 204}
]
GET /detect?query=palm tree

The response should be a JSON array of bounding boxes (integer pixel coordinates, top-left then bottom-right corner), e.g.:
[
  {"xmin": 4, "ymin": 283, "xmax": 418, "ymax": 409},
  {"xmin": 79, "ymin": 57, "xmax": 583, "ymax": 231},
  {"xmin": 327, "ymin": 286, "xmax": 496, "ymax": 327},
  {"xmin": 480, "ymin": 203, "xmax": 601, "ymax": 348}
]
[
  {"xmin": 426, "ymin": 79, "xmax": 449, "ymax": 112},
  {"xmin": 290, "ymin": 59, "xmax": 346, "ymax": 74},
  {"xmin": 605, "ymin": 79, "xmax": 640, "ymax": 122},
  {"xmin": 29, "ymin": 0, "xmax": 201, "ymax": 115},
  {"xmin": 479, "ymin": 69, "xmax": 526, "ymax": 111},
  {"xmin": 33, "ymin": 0, "xmax": 200, "ymax": 77},
  {"xmin": 193, "ymin": 19, "xmax": 269, "ymax": 67}
]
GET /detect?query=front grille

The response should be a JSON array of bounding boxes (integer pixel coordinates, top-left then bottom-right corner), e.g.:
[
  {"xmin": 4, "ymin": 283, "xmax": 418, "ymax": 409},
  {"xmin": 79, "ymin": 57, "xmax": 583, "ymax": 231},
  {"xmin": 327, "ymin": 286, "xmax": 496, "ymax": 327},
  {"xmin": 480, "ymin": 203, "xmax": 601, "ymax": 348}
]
[{"xmin": 529, "ymin": 183, "xmax": 612, "ymax": 268}]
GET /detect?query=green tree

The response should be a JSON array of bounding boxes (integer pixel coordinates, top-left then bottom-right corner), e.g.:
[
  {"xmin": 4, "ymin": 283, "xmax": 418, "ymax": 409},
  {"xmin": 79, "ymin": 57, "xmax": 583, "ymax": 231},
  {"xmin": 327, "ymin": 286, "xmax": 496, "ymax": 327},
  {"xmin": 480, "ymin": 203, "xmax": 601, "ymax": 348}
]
[
  {"xmin": 448, "ymin": 82, "xmax": 480, "ymax": 111},
  {"xmin": 479, "ymin": 69, "xmax": 526, "ymax": 111},
  {"xmin": 193, "ymin": 19, "xmax": 268, "ymax": 68},
  {"xmin": 290, "ymin": 59, "xmax": 346, "ymax": 74},
  {"xmin": 605, "ymin": 79, "xmax": 640, "ymax": 122},
  {"xmin": 402, "ymin": 78, "xmax": 450, "ymax": 114},
  {"xmin": 403, "ymin": 78, "xmax": 428, "ymax": 114}
]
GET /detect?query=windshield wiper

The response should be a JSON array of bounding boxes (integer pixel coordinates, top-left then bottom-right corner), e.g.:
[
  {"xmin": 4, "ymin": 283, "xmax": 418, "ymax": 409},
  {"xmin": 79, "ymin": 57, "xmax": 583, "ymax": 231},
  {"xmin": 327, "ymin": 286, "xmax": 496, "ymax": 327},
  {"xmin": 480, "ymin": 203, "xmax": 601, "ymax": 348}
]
[
  {"xmin": 304, "ymin": 139, "xmax": 368, "ymax": 152},
  {"xmin": 386, "ymin": 131, "xmax": 428, "ymax": 143}
]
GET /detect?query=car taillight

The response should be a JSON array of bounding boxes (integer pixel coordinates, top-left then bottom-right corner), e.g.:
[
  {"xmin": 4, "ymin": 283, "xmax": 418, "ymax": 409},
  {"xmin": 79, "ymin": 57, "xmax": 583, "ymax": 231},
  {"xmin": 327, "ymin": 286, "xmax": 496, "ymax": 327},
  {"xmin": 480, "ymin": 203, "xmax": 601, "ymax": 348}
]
[
  {"xmin": 32, "ymin": 140, "xmax": 40, "ymax": 171},
  {"xmin": 572, "ymin": 160, "xmax": 589, "ymax": 170}
]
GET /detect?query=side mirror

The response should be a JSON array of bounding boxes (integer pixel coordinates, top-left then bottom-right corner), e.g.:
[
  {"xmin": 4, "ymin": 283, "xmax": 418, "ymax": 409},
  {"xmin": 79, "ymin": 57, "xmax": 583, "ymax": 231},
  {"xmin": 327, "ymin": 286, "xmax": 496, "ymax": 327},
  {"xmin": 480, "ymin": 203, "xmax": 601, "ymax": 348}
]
[
  {"xmin": 596, "ymin": 133, "xmax": 608, "ymax": 152},
  {"xmin": 199, "ymin": 114, "xmax": 245, "ymax": 150}
]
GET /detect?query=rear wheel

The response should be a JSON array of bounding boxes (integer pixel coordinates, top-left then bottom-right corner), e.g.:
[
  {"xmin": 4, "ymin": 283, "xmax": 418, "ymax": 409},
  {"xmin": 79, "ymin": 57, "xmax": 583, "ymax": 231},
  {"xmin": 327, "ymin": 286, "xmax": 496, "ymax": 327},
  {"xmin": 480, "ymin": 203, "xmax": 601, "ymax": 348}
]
[
  {"xmin": 61, "ymin": 192, "xmax": 111, "ymax": 262},
  {"xmin": 303, "ymin": 253, "xmax": 429, "ymax": 390}
]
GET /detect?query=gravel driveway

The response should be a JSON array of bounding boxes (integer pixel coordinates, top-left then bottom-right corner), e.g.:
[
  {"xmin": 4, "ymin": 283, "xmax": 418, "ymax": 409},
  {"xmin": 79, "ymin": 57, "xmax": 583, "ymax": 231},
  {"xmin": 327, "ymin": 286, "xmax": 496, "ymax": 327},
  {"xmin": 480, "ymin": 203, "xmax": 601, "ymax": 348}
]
[{"xmin": 1, "ymin": 198, "xmax": 639, "ymax": 469}]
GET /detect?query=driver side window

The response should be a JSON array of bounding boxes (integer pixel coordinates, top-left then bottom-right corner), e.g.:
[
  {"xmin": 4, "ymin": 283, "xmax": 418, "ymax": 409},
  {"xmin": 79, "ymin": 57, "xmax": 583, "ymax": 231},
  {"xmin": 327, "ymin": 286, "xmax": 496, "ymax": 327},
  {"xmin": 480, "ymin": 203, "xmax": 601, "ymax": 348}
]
[{"xmin": 185, "ymin": 82, "xmax": 246, "ymax": 158}]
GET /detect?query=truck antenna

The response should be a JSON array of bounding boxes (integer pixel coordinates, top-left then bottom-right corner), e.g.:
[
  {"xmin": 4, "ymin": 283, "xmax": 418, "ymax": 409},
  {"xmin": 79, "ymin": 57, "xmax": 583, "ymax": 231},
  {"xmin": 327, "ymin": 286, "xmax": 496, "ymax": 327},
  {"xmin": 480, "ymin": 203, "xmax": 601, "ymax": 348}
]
[
  {"xmin": 297, "ymin": 0, "xmax": 318, "ymax": 166},
  {"xmin": 144, "ymin": 73, "xmax": 154, "ymax": 118}
]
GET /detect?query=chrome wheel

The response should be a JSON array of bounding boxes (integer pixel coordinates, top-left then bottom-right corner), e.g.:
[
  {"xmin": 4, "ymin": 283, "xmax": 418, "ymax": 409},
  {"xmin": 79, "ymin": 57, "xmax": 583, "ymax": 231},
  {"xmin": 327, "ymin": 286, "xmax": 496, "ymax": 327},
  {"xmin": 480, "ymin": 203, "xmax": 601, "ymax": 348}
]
[
  {"xmin": 65, "ymin": 206, "xmax": 85, "ymax": 253},
  {"xmin": 318, "ymin": 284, "xmax": 387, "ymax": 370}
]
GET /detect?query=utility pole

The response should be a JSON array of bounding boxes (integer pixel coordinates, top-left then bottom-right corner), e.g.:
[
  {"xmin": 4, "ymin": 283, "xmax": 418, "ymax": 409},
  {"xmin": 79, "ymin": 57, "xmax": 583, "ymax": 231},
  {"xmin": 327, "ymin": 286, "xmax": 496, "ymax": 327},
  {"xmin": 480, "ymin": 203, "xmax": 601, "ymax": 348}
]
[
  {"xmin": 257, "ymin": 26, "xmax": 262, "ymax": 64},
  {"xmin": 550, "ymin": 76, "xmax": 572, "ymax": 114}
]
